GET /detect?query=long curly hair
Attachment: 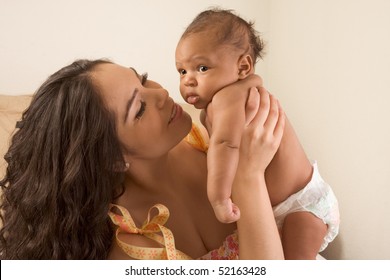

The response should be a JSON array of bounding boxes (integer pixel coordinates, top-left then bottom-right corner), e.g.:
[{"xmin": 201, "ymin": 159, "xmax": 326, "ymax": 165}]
[{"xmin": 0, "ymin": 59, "xmax": 126, "ymax": 259}]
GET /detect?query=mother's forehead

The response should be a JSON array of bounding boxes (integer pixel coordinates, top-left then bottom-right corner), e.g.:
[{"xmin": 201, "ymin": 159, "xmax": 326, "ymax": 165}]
[
  {"xmin": 91, "ymin": 64, "xmax": 140, "ymax": 98},
  {"xmin": 93, "ymin": 63, "xmax": 138, "ymax": 80}
]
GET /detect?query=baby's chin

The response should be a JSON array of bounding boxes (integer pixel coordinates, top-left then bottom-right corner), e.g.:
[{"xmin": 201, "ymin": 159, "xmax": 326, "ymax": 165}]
[
  {"xmin": 193, "ymin": 102, "xmax": 207, "ymax": 109},
  {"xmin": 182, "ymin": 93, "xmax": 212, "ymax": 109},
  {"xmin": 189, "ymin": 98, "xmax": 210, "ymax": 110},
  {"xmin": 196, "ymin": 99, "xmax": 214, "ymax": 110}
]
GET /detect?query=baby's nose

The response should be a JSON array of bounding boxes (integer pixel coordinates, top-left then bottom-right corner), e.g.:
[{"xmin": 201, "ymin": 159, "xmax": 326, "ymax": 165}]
[{"xmin": 184, "ymin": 74, "xmax": 197, "ymax": 87}]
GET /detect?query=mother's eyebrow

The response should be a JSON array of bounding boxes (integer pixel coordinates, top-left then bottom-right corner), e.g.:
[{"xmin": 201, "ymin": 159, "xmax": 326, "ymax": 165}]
[{"xmin": 129, "ymin": 67, "xmax": 139, "ymax": 78}]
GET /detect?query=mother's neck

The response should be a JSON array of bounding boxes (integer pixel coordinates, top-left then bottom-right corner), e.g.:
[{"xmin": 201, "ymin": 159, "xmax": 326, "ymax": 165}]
[{"xmin": 123, "ymin": 149, "xmax": 180, "ymax": 194}]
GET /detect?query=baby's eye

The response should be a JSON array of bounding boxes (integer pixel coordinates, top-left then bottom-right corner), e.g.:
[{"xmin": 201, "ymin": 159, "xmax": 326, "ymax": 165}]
[
  {"xmin": 178, "ymin": 69, "xmax": 187, "ymax": 76},
  {"xmin": 135, "ymin": 100, "xmax": 146, "ymax": 120},
  {"xmin": 198, "ymin": 65, "xmax": 209, "ymax": 73}
]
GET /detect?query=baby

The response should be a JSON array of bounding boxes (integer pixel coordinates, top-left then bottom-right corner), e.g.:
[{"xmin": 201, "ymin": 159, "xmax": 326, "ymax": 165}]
[{"xmin": 175, "ymin": 8, "xmax": 340, "ymax": 259}]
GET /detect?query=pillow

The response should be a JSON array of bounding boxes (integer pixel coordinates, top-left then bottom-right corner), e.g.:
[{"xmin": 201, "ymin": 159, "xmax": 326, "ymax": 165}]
[{"xmin": 0, "ymin": 95, "xmax": 32, "ymax": 178}]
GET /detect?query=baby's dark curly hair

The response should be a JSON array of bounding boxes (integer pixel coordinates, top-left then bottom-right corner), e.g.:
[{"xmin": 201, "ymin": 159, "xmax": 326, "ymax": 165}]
[{"xmin": 181, "ymin": 7, "xmax": 265, "ymax": 63}]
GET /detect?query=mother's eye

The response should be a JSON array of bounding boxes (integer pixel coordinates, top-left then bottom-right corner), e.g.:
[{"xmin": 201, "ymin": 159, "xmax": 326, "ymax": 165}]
[{"xmin": 135, "ymin": 100, "xmax": 146, "ymax": 120}]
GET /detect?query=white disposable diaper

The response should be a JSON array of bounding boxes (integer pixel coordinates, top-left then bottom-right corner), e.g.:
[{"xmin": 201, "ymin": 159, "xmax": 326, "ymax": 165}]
[{"xmin": 272, "ymin": 161, "xmax": 340, "ymax": 252}]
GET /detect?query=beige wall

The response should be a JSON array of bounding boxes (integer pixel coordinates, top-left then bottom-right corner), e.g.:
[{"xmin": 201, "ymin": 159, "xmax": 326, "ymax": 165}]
[
  {"xmin": 1, "ymin": 0, "xmax": 389, "ymax": 259},
  {"xmin": 0, "ymin": 0, "xmax": 268, "ymax": 101},
  {"xmin": 265, "ymin": 0, "xmax": 390, "ymax": 259}
]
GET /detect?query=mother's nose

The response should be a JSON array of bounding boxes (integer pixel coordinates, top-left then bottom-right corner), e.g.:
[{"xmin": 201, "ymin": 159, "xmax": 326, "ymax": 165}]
[{"xmin": 155, "ymin": 88, "xmax": 169, "ymax": 109}]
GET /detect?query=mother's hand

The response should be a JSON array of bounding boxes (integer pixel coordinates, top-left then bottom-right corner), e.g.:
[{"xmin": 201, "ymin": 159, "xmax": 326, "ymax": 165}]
[
  {"xmin": 200, "ymin": 74, "xmax": 263, "ymax": 133},
  {"xmin": 241, "ymin": 87, "xmax": 285, "ymax": 173},
  {"xmin": 232, "ymin": 86, "xmax": 285, "ymax": 259}
]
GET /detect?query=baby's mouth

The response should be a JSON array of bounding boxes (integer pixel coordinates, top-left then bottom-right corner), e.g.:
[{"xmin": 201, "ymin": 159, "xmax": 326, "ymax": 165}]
[{"xmin": 186, "ymin": 95, "xmax": 199, "ymax": 105}]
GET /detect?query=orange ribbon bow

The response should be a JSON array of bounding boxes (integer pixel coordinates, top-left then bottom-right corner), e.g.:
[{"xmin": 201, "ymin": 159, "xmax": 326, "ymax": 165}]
[{"xmin": 108, "ymin": 203, "xmax": 192, "ymax": 260}]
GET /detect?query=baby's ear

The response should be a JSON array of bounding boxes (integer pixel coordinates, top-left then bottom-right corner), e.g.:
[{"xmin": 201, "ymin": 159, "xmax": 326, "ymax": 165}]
[{"xmin": 238, "ymin": 54, "xmax": 254, "ymax": 79}]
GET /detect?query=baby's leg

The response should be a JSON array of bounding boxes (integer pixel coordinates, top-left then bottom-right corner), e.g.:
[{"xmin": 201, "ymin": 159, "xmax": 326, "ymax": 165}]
[
  {"xmin": 281, "ymin": 212, "xmax": 327, "ymax": 259},
  {"xmin": 211, "ymin": 197, "xmax": 240, "ymax": 224},
  {"xmin": 265, "ymin": 117, "xmax": 313, "ymax": 206}
]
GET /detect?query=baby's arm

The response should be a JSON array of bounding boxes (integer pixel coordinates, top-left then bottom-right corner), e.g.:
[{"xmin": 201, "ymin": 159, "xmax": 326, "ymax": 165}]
[{"xmin": 205, "ymin": 90, "xmax": 247, "ymax": 223}]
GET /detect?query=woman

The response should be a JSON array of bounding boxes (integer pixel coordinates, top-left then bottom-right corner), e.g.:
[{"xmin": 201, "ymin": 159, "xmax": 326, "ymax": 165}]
[{"xmin": 0, "ymin": 59, "xmax": 284, "ymax": 259}]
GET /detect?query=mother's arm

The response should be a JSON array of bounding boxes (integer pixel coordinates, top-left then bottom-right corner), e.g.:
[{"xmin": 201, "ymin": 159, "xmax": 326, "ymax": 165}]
[{"xmin": 232, "ymin": 87, "xmax": 285, "ymax": 259}]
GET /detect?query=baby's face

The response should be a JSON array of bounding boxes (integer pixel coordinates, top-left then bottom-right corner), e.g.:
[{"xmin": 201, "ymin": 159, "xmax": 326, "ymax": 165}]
[{"xmin": 175, "ymin": 32, "xmax": 241, "ymax": 109}]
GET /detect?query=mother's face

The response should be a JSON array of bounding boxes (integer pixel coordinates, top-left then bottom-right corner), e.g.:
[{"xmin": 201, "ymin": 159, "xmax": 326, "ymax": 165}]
[{"xmin": 92, "ymin": 63, "xmax": 192, "ymax": 160}]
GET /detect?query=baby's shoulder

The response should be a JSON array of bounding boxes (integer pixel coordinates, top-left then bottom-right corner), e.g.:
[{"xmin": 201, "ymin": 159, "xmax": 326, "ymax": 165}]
[{"xmin": 212, "ymin": 88, "xmax": 247, "ymax": 106}]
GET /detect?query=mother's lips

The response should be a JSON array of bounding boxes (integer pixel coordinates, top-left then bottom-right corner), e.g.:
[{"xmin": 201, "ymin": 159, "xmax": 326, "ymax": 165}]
[
  {"xmin": 168, "ymin": 103, "xmax": 183, "ymax": 124},
  {"xmin": 168, "ymin": 103, "xmax": 177, "ymax": 123}
]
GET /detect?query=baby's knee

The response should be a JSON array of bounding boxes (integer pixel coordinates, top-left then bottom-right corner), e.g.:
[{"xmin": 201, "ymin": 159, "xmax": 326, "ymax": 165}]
[{"xmin": 284, "ymin": 211, "xmax": 327, "ymax": 236}]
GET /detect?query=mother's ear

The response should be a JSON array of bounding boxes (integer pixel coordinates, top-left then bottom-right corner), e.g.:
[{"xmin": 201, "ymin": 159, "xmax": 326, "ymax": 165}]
[
  {"xmin": 238, "ymin": 54, "xmax": 254, "ymax": 79},
  {"xmin": 113, "ymin": 161, "xmax": 130, "ymax": 172}
]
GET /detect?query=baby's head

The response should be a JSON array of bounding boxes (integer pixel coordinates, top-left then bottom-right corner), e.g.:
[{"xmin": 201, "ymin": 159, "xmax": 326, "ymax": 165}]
[
  {"xmin": 181, "ymin": 8, "xmax": 264, "ymax": 64},
  {"xmin": 175, "ymin": 8, "xmax": 264, "ymax": 108}
]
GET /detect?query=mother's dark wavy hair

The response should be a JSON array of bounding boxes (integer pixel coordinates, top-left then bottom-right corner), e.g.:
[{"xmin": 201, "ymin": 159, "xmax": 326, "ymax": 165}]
[{"xmin": 0, "ymin": 59, "xmax": 126, "ymax": 259}]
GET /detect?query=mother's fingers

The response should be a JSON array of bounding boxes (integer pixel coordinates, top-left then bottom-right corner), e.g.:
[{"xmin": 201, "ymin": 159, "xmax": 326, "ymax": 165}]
[
  {"xmin": 263, "ymin": 94, "xmax": 281, "ymax": 132},
  {"xmin": 270, "ymin": 99, "xmax": 285, "ymax": 141},
  {"xmin": 246, "ymin": 87, "xmax": 285, "ymax": 140},
  {"xmin": 239, "ymin": 88, "xmax": 285, "ymax": 173},
  {"xmin": 247, "ymin": 87, "xmax": 270, "ymax": 127},
  {"xmin": 245, "ymin": 87, "xmax": 260, "ymax": 126},
  {"xmin": 274, "ymin": 101, "xmax": 285, "ymax": 142}
]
